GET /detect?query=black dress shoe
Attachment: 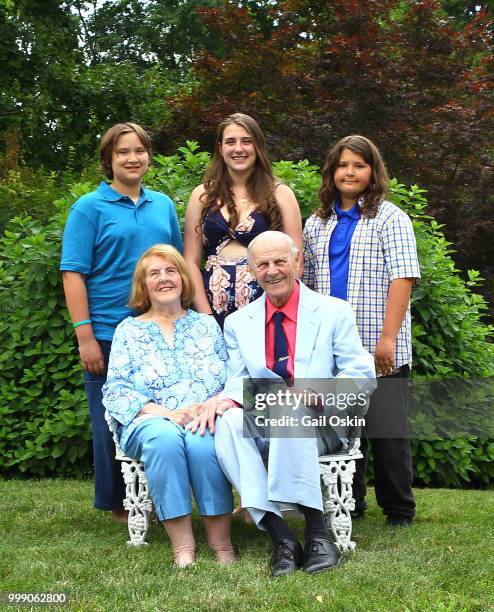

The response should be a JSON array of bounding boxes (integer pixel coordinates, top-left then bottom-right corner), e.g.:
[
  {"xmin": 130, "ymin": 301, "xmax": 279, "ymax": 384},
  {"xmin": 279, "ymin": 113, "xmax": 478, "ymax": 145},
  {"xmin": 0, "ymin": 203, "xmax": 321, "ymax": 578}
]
[
  {"xmin": 303, "ymin": 538, "xmax": 341, "ymax": 574},
  {"xmin": 385, "ymin": 516, "xmax": 413, "ymax": 527},
  {"xmin": 271, "ymin": 538, "xmax": 303, "ymax": 577},
  {"xmin": 350, "ymin": 509, "xmax": 366, "ymax": 520}
]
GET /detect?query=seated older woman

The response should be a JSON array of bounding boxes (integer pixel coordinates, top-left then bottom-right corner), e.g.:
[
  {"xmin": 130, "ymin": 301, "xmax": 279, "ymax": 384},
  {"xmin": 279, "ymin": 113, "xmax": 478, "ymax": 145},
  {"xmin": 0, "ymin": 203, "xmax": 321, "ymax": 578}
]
[{"xmin": 102, "ymin": 244, "xmax": 234, "ymax": 567}]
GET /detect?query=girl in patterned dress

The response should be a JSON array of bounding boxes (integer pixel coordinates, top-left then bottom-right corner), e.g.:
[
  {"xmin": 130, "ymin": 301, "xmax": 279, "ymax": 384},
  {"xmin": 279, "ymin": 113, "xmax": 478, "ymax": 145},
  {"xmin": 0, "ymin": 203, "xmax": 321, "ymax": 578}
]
[{"xmin": 184, "ymin": 113, "xmax": 303, "ymax": 328}]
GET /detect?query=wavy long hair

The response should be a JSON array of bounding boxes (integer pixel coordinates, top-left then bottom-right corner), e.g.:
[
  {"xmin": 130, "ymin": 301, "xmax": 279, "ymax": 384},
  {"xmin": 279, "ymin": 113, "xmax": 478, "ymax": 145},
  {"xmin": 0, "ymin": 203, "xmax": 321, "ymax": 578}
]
[
  {"xmin": 199, "ymin": 113, "xmax": 283, "ymax": 230},
  {"xmin": 317, "ymin": 135, "xmax": 389, "ymax": 219}
]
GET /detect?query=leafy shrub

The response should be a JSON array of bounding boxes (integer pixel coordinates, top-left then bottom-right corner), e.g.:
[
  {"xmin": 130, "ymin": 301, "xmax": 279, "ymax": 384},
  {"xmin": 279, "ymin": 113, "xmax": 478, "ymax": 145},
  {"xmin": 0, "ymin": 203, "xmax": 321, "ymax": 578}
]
[
  {"xmin": 0, "ymin": 162, "xmax": 103, "ymax": 235},
  {"xmin": 0, "ymin": 169, "xmax": 61, "ymax": 234},
  {"xmin": 146, "ymin": 141, "xmax": 211, "ymax": 225},
  {"xmin": 388, "ymin": 182, "xmax": 494, "ymax": 488},
  {"xmin": 390, "ymin": 181, "xmax": 494, "ymax": 380},
  {"xmin": 0, "ymin": 185, "xmax": 95, "ymax": 476},
  {"xmin": 0, "ymin": 143, "xmax": 492, "ymax": 486}
]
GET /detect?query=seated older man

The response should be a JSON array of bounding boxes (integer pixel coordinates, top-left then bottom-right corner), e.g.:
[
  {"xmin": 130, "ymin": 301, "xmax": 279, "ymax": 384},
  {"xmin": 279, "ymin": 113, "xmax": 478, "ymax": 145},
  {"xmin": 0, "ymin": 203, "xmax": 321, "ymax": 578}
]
[{"xmin": 192, "ymin": 231, "xmax": 375, "ymax": 576}]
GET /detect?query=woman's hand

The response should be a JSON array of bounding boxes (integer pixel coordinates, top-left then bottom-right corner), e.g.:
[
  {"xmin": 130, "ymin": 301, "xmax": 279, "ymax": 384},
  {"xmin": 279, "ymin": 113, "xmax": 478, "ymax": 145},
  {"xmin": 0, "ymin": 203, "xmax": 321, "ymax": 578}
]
[
  {"xmin": 139, "ymin": 402, "xmax": 201, "ymax": 425},
  {"xmin": 168, "ymin": 403, "xmax": 202, "ymax": 427}
]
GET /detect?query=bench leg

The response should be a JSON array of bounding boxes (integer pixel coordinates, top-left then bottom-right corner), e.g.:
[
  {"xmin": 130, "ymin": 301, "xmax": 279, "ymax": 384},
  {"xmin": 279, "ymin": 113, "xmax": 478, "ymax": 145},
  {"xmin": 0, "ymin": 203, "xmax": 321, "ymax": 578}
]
[
  {"xmin": 121, "ymin": 460, "xmax": 153, "ymax": 547},
  {"xmin": 320, "ymin": 458, "xmax": 357, "ymax": 552}
]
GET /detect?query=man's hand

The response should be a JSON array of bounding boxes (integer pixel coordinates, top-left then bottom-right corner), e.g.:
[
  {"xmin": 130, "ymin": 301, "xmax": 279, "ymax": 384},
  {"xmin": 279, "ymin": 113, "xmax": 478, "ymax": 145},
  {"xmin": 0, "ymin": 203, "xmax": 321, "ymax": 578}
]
[
  {"xmin": 79, "ymin": 338, "xmax": 105, "ymax": 374},
  {"xmin": 374, "ymin": 335, "xmax": 396, "ymax": 377},
  {"xmin": 188, "ymin": 398, "xmax": 233, "ymax": 436},
  {"xmin": 215, "ymin": 399, "xmax": 233, "ymax": 417}
]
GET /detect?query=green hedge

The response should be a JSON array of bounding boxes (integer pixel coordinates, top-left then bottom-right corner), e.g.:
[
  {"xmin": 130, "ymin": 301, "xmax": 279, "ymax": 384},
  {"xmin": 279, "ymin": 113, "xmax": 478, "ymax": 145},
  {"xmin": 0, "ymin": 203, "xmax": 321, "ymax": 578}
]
[{"xmin": 0, "ymin": 143, "xmax": 493, "ymax": 485}]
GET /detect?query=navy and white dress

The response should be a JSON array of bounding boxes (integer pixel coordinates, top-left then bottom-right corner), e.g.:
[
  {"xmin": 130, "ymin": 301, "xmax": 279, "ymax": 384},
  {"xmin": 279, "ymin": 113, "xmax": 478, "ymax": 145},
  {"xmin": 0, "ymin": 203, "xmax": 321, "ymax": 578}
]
[{"xmin": 202, "ymin": 208, "xmax": 270, "ymax": 328}]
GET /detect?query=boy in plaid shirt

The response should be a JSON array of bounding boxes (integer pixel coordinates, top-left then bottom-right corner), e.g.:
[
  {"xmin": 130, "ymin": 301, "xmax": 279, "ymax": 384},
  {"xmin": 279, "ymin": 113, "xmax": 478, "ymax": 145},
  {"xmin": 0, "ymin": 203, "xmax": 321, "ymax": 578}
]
[{"xmin": 303, "ymin": 135, "xmax": 420, "ymax": 526}]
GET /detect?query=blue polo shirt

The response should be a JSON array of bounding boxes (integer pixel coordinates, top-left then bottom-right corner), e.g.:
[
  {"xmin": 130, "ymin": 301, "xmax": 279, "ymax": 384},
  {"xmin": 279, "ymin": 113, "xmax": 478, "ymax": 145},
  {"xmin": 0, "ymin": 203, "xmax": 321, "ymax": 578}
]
[
  {"xmin": 60, "ymin": 181, "xmax": 183, "ymax": 341},
  {"xmin": 329, "ymin": 199, "xmax": 360, "ymax": 301}
]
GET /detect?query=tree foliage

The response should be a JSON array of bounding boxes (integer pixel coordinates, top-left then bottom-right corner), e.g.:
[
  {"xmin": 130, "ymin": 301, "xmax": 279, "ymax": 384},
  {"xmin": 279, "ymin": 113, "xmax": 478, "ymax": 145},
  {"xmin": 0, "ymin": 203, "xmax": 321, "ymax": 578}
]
[
  {"xmin": 438, "ymin": 0, "xmax": 494, "ymax": 24},
  {"xmin": 165, "ymin": 0, "xmax": 494, "ymax": 187},
  {"xmin": 0, "ymin": 144, "xmax": 492, "ymax": 486},
  {"xmin": 2, "ymin": 0, "xmax": 492, "ymax": 307},
  {"xmin": 73, "ymin": 0, "xmax": 224, "ymax": 72},
  {"xmin": 0, "ymin": 0, "xmax": 79, "ymax": 167},
  {"xmin": 161, "ymin": 0, "xmax": 494, "ymax": 309},
  {"xmin": 0, "ymin": 0, "xmax": 220, "ymax": 169}
]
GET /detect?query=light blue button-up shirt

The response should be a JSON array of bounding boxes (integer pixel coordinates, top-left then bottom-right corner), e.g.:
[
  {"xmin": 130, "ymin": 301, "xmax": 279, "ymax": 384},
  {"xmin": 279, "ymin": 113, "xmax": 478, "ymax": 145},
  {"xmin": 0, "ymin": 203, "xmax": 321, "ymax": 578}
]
[{"xmin": 102, "ymin": 311, "xmax": 226, "ymax": 449}]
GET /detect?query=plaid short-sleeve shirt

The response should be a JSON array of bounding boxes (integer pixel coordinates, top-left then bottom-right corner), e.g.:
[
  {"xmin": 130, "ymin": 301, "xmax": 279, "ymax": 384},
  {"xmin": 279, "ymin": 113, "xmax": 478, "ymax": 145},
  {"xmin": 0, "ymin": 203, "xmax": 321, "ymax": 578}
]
[{"xmin": 303, "ymin": 200, "xmax": 420, "ymax": 368}]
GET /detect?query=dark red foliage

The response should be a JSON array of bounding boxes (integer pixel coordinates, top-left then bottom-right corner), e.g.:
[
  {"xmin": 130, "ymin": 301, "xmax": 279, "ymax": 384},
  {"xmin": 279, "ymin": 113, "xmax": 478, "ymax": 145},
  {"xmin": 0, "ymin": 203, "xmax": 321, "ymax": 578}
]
[{"xmin": 157, "ymin": 0, "xmax": 494, "ymax": 311}]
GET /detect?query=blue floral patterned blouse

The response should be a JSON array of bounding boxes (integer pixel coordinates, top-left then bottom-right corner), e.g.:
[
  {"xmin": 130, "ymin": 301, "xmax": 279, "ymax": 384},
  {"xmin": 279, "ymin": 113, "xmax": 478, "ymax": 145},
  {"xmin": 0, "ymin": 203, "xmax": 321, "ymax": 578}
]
[{"xmin": 102, "ymin": 310, "xmax": 227, "ymax": 449}]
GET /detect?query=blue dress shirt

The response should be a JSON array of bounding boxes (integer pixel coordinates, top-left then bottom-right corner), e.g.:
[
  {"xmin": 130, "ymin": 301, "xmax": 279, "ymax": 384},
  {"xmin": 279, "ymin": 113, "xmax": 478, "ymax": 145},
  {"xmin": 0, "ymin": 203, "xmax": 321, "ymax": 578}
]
[{"xmin": 329, "ymin": 198, "xmax": 361, "ymax": 300}]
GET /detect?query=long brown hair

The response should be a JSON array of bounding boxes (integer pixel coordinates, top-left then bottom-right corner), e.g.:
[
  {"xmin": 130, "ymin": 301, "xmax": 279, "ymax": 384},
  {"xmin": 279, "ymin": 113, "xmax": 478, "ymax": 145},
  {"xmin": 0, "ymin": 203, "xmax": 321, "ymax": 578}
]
[
  {"xmin": 199, "ymin": 113, "xmax": 283, "ymax": 230},
  {"xmin": 317, "ymin": 135, "xmax": 389, "ymax": 219}
]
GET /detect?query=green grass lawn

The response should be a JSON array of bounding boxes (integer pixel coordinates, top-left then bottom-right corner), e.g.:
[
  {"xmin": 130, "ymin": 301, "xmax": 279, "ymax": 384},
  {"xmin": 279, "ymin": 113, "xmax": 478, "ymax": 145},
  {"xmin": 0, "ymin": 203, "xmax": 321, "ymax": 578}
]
[{"xmin": 0, "ymin": 480, "xmax": 492, "ymax": 612}]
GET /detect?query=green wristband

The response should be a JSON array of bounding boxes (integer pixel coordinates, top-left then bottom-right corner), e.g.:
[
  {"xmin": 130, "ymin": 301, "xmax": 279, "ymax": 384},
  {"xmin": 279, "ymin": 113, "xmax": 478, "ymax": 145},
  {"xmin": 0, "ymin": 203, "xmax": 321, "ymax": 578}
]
[{"xmin": 73, "ymin": 319, "xmax": 92, "ymax": 329}]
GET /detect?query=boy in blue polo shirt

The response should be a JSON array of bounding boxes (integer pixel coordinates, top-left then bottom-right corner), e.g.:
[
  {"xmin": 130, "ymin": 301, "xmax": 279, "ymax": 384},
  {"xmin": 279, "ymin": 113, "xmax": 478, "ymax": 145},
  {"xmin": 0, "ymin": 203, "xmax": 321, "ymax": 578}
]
[{"xmin": 61, "ymin": 123, "xmax": 182, "ymax": 520}]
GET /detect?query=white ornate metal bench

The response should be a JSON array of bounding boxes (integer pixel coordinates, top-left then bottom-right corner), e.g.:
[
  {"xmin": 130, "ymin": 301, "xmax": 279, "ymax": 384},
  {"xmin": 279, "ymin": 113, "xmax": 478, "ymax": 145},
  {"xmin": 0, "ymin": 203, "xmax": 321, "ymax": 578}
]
[
  {"xmin": 318, "ymin": 442, "xmax": 363, "ymax": 551},
  {"xmin": 111, "ymin": 420, "xmax": 363, "ymax": 553}
]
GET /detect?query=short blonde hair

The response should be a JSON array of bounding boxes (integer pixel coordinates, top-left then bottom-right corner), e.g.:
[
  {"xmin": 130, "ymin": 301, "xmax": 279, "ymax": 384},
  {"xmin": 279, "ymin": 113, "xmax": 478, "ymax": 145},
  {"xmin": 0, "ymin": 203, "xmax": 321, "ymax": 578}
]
[
  {"xmin": 100, "ymin": 122, "xmax": 152, "ymax": 180},
  {"xmin": 128, "ymin": 245, "xmax": 194, "ymax": 311}
]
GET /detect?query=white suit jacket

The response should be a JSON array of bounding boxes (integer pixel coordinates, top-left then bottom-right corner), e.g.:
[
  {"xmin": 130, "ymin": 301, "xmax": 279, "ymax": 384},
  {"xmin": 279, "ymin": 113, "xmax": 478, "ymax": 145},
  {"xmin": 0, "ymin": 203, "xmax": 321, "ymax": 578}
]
[{"xmin": 221, "ymin": 281, "xmax": 376, "ymax": 406}]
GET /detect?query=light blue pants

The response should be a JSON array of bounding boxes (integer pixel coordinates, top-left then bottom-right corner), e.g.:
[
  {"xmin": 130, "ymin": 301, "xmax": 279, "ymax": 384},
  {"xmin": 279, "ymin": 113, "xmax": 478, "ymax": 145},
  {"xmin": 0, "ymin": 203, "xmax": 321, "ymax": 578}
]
[
  {"xmin": 123, "ymin": 417, "xmax": 233, "ymax": 521},
  {"xmin": 214, "ymin": 408, "xmax": 324, "ymax": 528}
]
